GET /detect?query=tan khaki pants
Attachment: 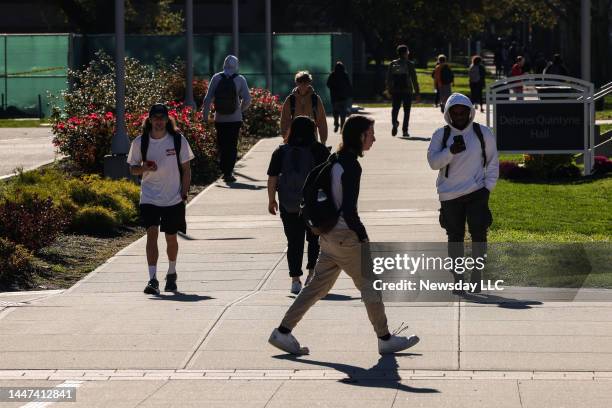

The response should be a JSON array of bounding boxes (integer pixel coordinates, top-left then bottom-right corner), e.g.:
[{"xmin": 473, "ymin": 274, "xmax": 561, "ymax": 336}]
[{"xmin": 280, "ymin": 228, "xmax": 389, "ymax": 337}]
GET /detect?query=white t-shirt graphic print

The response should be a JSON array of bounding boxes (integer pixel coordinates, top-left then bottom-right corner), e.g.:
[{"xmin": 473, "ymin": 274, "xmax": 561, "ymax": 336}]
[{"xmin": 127, "ymin": 133, "xmax": 195, "ymax": 207}]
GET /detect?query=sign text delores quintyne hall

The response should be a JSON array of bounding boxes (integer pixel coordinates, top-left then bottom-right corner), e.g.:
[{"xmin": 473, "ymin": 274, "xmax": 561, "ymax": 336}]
[{"xmin": 496, "ymin": 103, "xmax": 584, "ymax": 151}]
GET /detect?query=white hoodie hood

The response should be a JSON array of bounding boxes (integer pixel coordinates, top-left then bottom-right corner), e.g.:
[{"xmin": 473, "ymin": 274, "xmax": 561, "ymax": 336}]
[
  {"xmin": 428, "ymin": 93, "xmax": 499, "ymax": 201},
  {"xmin": 443, "ymin": 93, "xmax": 476, "ymax": 131}
]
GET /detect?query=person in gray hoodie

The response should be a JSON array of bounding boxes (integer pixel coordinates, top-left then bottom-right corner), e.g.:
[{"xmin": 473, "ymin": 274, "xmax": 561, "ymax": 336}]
[
  {"xmin": 203, "ymin": 55, "xmax": 252, "ymax": 183},
  {"xmin": 427, "ymin": 93, "xmax": 499, "ymax": 293}
]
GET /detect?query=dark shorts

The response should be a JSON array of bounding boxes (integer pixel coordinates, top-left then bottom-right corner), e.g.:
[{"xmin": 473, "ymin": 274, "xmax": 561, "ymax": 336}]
[{"xmin": 139, "ymin": 202, "xmax": 186, "ymax": 234}]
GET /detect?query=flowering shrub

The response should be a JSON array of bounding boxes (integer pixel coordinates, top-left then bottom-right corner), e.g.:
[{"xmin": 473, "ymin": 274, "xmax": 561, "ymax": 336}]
[
  {"xmin": 593, "ymin": 156, "xmax": 612, "ymax": 175},
  {"xmin": 242, "ymin": 88, "xmax": 282, "ymax": 139},
  {"xmin": 52, "ymin": 112, "xmax": 115, "ymax": 172},
  {"xmin": 50, "ymin": 52, "xmax": 280, "ymax": 177}
]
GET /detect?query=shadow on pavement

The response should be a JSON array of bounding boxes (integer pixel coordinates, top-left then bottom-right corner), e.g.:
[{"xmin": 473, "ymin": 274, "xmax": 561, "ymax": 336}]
[
  {"xmin": 216, "ymin": 182, "xmax": 266, "ymax": 190},
  {"xmin": 233, "ymin": 171, "xmax": 264, "ymax": 182},
  {"xmin": 273, "ymin": 353, "xmax": 439, "ymax": 394},
  {"xmin": 398, "ymin": 136, "xmax": 432, "ymax": 142},
  {"xmin": 322, "ymin": 293, "xmax": 360, "ymax": 301},
  {"xmin": 460, "ymin": 292, "xmax": 543, "ymax": 309},
  {"xmin": 150, "ymin": 293, "xmax": 215, "ymax": 302}
]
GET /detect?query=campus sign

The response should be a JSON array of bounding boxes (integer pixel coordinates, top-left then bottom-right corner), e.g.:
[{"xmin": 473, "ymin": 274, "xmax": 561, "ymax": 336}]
[
  {"xmin": 486, "ymin": 74, "xmax": 596, "ymax": 174},
  {"xmin": 496, "ymin": 103, "xmax": 584, "ymax": 151}
]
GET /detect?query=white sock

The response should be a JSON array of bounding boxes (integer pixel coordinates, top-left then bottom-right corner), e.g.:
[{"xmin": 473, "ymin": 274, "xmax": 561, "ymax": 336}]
[
  {"xmin": 168, "ymin": 261, "xmax": 177, "ymax": 275},
  {"xmin": 148, "ymin": 265, "xmax": 157, "ymax": 280}
]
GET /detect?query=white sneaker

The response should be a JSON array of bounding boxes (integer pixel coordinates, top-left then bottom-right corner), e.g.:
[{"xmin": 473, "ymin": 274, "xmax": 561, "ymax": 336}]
[
  {"xmin": 268, "ymin": 328, "xmax": 309, "ymax": 355},
  {"xmin": 291, "ymin": 281, "xmax": 302, "ymax": 294},
  {"xmin": 378, "ymin": 334, "xmax": 420, "ymax": 354}
]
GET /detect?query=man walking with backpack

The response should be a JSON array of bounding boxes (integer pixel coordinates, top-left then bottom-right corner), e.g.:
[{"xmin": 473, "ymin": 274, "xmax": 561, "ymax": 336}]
[
  {"xmin": 267, "ymin": 116, "xmax": 330, "ymax": 294},
  {"xmin": 127, "ymin": 103, "xmax": 195, "ymax": 295},
  {"xmin": 427, "ymin": 93, "xmax": 499, "ymax": 294},
  {"xmin": 433, "ymin": 55, "xmax": 454, "ymax": 113},
  {"xmin": 386, "ymin": 45, "xmax": 420, "ymax": 138},
  {"xmin": 280, "ymin": 71, "xmax": 328, "ymax": 145},
  {"xmin": 269, "ymin": 115, "xmax": 420, "ymax": 356},
  {"xmin": 202, "ymin": 55, "xmax": 251, "ymax": 183}
]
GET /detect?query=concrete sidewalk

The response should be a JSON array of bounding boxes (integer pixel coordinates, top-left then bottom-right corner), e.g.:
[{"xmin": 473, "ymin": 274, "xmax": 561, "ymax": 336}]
[{"xmin": 1, "ymin": 108, "xmax": 611, "ymax": 408}]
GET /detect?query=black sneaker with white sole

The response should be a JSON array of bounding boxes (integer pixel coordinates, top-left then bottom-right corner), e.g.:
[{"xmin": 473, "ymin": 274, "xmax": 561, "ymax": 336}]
[
  {"xmin": 165, "ymin": 273, "xmax": 178, "ymax": 292},
  {"xmin": 144, "ymin": 278, "xmax": 160, "ymax": 295}
]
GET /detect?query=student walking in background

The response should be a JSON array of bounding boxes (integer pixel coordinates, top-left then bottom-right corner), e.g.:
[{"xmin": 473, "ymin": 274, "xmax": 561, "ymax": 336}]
[
  {"xmin": 386, "ymin": 45, "xmax": 420, "ymax": 138},
  {"xmin": 280, "ymin": 71, "xmax": 328, "ymax": 145},
  {"xmin": 433, "ymin": 55, "xmax": 454, "ymax": 113},
  {"xmin": 202, "ymin": 55, "xmax": 252, "ymax": 183},
  {"xmin": 326, "ymin": 61, "xmax": 353, "ymax": 133},
  {"xmin": 469, "ymin": 56, "xmax": 487, "ymax": 113},
  {"xmin": 511, "ymin": 56, "xmax": 525, "ymax": 100},
  {"xmin": 267, "ymin": 116, "xmax": 330, "ymax": 294}
]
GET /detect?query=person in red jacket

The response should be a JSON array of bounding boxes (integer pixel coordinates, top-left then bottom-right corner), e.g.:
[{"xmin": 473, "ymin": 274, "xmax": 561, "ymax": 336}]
[{"xmin": 511, "ymin": 56, "xmax": 525, "ymax": 100}]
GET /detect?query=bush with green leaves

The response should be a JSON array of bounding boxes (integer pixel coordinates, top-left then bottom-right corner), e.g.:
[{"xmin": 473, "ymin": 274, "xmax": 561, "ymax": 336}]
[
  {"xmin": 523, "ymin": 154, "xmax": 580, "ymax": 179},
  {"xmin": 0, "ymin": 238, "xmax": 35, "ymax": 290},
  {"xmin": 1, "ymin": 168, "xmax": 141, "ymax": 236},
  {"xmin": 71, "ymin": 206, "xmax": 120, "ymax": 234}
]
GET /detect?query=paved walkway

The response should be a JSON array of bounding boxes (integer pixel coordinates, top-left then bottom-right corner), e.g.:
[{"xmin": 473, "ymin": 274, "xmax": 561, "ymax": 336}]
[
  {"xmin": 0, "ymin": 127, "xmax": 58, "ymax": 179},
  {"xmin": 1, "ymin": 108, "xmax": 611, "ymax": 407}
]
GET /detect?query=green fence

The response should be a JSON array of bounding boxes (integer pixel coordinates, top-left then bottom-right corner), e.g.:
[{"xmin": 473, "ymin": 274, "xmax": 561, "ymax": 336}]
[
  {"xmin": 0, "ymin": 33, "xmax": 352, "ymax": 117},
  {"xmin": 0, "ymin": 34, "xmax": 70, "ymax": 117}
]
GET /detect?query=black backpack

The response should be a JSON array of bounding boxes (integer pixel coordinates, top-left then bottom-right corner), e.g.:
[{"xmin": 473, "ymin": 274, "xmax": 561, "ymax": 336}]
[
  {"xmin": 277, "ymin": 144, "xmax": 315, "ymax": 213},
  {"xmin": 441, "ymin": 122, "xmax": 486, "ymax": 178},
  {"xmin": 141, "ymin": 132, "xmax": 184, "ymax": 183},
  {"xmin": 290, "ymin": 93, "xmax": 318, "ymax": 121},
  {"xmin": 300, "ymin": 153, "xmax": 340, "ymax": 235},
  {"xmin": 214, "ymin": 73, "xmax": 238, "ymax": 114},
  {"xmin": 441, "ymin": 64, "xmax": 454, "ymax": 85}
]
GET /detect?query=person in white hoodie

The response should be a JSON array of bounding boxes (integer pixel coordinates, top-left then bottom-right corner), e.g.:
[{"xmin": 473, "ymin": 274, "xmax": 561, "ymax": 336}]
[
  {"xmin": 427, "ymin": 93, "xmax": 499, "ymax": 293},
  {"xmin": 203, "ymin": 55, "xmax": 252, "ymax": 183}
]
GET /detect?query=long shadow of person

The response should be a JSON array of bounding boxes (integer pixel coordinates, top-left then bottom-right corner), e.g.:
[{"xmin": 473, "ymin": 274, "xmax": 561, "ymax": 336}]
[
  {"xmin": 150, "ymin": 293, "xmax": 215, "ymax": 302},
  {"xmin": 460, "ymin": 291, "xmax": 543, "ymax": 309},
  {"xmin": 273, "ymin": 353, "xmax": 439, "ymax": 394}
]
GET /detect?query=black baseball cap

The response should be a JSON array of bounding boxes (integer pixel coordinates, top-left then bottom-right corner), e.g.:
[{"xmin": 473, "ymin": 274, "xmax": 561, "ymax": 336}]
[{"xmin": 148, "ymin": 103, "xmax": 168, "ymax": 117}]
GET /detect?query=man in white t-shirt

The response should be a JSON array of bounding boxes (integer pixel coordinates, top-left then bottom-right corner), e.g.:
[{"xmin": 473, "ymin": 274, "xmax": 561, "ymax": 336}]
[{"xmin": 127, "ymin": 103, "xmax": 195, "ymax": 295}]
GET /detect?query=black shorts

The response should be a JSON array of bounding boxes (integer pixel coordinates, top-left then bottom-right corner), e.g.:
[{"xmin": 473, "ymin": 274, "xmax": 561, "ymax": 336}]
[{"xmin": 139, "ymin": 202, "xmax": 186, "ymax": 234}]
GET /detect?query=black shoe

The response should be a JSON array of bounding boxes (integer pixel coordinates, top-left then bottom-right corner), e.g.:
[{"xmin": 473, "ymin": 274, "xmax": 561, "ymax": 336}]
[
  {"xmin": 402, "ymin": 131, "xmax": 409, "ymax": 138},
  {"xmin": 334, "ymin": 124, "xmax": 339, "ymax": 133},
  {"xmin": 164, "ymin": 273, "xmax": 178, "ymax": 292},
  {"xmin": 223, "ymin": 174, "xmax": 237, "ymax": 183},
  {"xmin": 391, "ymin": 122, "xmax": 398, "ymax": 136},
  {"xmin": 144, "ymin": 278, "xmax": 160, "ymax": 295}
]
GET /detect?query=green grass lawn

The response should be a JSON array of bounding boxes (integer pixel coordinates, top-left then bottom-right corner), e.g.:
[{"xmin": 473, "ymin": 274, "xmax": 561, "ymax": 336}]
[
  {"xmin": 0, "ymin": 119, "xmax": 49, "ymax": 127},
  {"xmin": 486, "ymin": 176, "xmax": 612, "ymax": 288},
  {"xmin": 489, "ymin": 177, "xmax": 611, "ymax": 242},
  {"xmin": 595, "ymin": 95, "xmax": 612, "ymax": 121}
]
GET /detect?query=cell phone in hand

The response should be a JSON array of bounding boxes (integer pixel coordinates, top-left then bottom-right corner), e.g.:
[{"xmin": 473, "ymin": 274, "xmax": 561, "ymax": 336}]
[{"xmin": 453, "ymin": 135, "xmax": 465, "ymax": 144}]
